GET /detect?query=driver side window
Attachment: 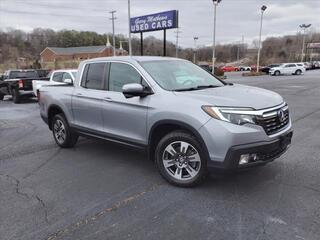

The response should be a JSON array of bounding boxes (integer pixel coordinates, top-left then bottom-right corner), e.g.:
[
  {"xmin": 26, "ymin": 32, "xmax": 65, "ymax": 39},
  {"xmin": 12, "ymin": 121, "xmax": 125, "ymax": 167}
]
[
  {"xmin": 108, "ymin": 63, "xmax": 147, "ymax": 92},
  {"xmin": 52, "ymin": 72, "xmax": 63, "ymax": 82},
  {"xmin": 62, "ymin": 73, "xmax": 72, "ymax": 82}
]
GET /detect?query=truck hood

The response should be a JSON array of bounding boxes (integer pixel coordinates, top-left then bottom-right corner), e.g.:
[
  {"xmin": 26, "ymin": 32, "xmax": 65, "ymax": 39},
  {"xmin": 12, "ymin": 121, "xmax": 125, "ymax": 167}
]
[{"xmin": 174, "ymin": 84, "xmax": 283, "ymax": 110}]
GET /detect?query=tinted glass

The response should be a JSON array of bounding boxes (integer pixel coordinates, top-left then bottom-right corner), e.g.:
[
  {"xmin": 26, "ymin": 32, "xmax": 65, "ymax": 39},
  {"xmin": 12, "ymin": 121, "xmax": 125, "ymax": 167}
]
[
  {"xmin": 288, "ymin": 64, "xmax": 296, "ymax": 67},
  {"xmin": 140, "ymin": 60, "xmax": 223, "ymax": 91},
  {"xmin": 71, "ymin": 72, "xmax": 76, "ymax": 78},
  {"xmin": 109, "ymin": 63, "xmax": 142, "ymax": 92},
  {"xmin": 9, "ymin": 71, "xmax": 38, "ymax": 79},
  {"xmin": 85, "ymin": 63, "xmax": 105, "ymax": 90},
  {"xmin": 52, "ymin": 72, "xmax": 63, "ymax": 82},
  {"xmin": 62, "ymin": 73, "xmax": 72, "ymax": 82}
]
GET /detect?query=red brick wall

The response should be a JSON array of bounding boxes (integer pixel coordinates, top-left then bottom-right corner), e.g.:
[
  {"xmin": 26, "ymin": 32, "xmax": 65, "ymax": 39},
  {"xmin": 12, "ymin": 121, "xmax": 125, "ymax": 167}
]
[{"xmin": 40, "ymin": 47, "xmax": 116, "ymax": 63}]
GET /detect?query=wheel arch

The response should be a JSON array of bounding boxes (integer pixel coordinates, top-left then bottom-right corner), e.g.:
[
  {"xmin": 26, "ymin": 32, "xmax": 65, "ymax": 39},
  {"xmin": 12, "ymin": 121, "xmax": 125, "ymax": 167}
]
[
  {"xmin": 147, "ymin": 120, "xmax": 210, "ymax": 162},
  {"xmin": 47, "ymin": 104, "xmax": 65, "ymax": 130}
]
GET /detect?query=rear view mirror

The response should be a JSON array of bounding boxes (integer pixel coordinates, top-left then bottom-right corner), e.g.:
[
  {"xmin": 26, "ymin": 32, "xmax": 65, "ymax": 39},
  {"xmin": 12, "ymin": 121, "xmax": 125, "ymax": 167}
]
[
  {"xmin": 122, "ymin": 83, "xmax": 152, "ymax": 98},
  {"xmin": 64, "ymin": 78, "xmax": 73, "ymax": 85}
]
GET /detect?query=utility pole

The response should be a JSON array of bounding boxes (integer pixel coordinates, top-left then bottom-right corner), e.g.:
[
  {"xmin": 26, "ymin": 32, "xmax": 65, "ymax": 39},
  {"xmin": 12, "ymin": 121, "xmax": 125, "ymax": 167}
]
[
  {"xmin": 174, "ymin": 28, "xmax": 182, "ymax": 58},
  {"xmin": 237, "ymin": 41, "xmax": 240, "ymax": 62},
  {"xmin": 300, "ymin": 24, "xmax": 311, "ymax": 62},
  {"xmin": 212, "ymin": 0, "xmax": 222, "ymax": 74},
  {"xmin": 256, "ymin": 5, "xmax": 267, "ymax": 73},
  {"xmin": 193, "ymin": 37, "xmax": 198, "ymax": 63},
  {"xmin": 109, "ymin": 10, "xmax": 117, "ymax": 56},
  {"xmin": 128, "ymin": 0, "xmax": 132, "ymax": 56}
]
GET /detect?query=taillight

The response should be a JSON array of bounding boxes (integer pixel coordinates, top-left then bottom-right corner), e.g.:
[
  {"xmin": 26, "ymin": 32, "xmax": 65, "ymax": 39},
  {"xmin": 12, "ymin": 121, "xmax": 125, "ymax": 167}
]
[{"xmin": 18, "ymin": 80, "xmax": 24, "ymax": 88}]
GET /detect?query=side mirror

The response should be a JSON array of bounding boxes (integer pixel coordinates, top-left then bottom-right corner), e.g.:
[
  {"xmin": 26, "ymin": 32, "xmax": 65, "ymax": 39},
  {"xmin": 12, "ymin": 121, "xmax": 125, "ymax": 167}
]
[
  {"xmin": 122, "ymin": 83, "xmax": 152, "ymax": 98},
  {"xmin": 64, "ymin": 78, "xmax": 73, "ymax": 85}
]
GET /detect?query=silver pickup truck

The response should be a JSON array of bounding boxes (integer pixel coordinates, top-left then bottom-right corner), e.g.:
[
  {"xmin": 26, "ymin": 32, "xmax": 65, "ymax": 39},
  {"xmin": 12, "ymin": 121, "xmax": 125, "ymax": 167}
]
[{"xmin": 39, "ymin": 56, "xmax": 293, "ymax": 187}]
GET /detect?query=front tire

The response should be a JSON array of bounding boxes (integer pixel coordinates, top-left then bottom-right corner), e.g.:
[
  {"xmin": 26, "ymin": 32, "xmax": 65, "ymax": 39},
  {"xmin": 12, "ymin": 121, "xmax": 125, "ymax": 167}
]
[
  {"xmin": 155, "ymin": 131, "xmax": 207, "ymax": 187},
  {"xmin": 274, "ymin": 70, "xmax": 280, "ymax": 76},
  {"xmin": 52, "ymin": 114, "xmax": 78, "ymax": 148},
  {"xmin": 295, "ymin": 69, "xmax": 302, "ymax": 75}
]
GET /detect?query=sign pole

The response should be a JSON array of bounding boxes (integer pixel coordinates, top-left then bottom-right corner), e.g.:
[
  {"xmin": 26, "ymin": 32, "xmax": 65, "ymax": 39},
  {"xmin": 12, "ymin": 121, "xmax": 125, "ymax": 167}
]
[
  {"xmin": 163, "ymin": 29, "xmax": 166, "ymax": 56},
  {"xmin": 140, "ymin": 32, "xmax": 143, "ymax": 56},
  {"xmin": 128, "ymin": 0, "xmax": 132, "ymax": 56}
]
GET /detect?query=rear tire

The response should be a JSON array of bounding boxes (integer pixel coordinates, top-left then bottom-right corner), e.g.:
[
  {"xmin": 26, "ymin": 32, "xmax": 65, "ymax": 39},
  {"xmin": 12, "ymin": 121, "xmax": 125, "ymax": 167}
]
[
  {"xmin": 12, "ymin": 88, "xmax": 21, "ymax": 103},
  {"xmin": 52, "ymin": 114, "xmax": 78, "ymax": 148},
  {"xmin": 295, "ymin": 69, "xmax": 302, "ymax": 75},
  {"xmin": 155, "ymin": 130, "xmax": 207, "ymax": 187}
]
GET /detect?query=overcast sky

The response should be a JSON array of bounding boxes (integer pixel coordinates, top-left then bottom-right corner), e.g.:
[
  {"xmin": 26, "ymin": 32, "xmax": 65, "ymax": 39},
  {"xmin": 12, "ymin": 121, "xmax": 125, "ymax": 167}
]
[{"xmin": 0, "ymin": 0, "xmax": 319, "ymax": 48}]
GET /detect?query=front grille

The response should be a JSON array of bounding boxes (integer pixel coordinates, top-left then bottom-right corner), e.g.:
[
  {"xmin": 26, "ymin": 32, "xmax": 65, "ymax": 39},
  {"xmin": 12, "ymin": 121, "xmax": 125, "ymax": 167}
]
[{"xmin": 256, "ymin": 105, "xmax": 290, "ymax": 135}]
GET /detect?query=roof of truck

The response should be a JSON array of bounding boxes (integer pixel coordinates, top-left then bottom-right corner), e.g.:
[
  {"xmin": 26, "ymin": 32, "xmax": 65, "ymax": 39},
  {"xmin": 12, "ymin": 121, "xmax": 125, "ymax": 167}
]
[{"xmin": 82, "ymin": 56, "xmax": 184, "ymax": 63}]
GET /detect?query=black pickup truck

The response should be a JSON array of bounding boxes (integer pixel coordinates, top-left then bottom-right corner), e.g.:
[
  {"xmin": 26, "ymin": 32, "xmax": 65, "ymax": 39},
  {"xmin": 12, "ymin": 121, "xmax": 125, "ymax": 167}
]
[{"xmin": 0, "ymin": 69, "xmax": 43, "ymax": 103}]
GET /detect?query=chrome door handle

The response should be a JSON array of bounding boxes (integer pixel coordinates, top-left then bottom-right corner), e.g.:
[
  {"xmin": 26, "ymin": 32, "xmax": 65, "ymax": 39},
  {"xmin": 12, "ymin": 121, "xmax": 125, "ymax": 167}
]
[
  {"xmin": 103, "ymin": 97, "xmax": 113, "ymax": 102},
  {"xmin": 76, "ymin": 93, "xmax": 83, "ymax": 96}
]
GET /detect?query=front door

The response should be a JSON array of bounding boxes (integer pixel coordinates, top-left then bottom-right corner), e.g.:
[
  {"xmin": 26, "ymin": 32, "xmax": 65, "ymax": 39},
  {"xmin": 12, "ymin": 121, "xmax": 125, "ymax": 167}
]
[
  {"xmin": 72, "ymin": 62, "xmax": 107, "ymax": 132},
  {"xmin": 101, "ymin": 62, "xmax": 151, "ymax": 145}
]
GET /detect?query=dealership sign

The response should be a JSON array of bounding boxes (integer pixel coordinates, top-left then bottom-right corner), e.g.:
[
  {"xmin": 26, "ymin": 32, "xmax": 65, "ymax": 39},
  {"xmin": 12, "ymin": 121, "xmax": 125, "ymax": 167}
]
[{"xmin": 130, "ymin": 10, "xmax": 178, "ymax": 33}]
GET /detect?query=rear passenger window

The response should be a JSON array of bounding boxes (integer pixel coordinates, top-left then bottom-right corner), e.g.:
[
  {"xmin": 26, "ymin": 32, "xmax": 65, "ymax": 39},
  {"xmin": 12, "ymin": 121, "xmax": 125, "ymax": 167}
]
[
  {"xmin": 81, "ymin": 63, "xmax": 106, "ymax": 90},
  {"xmin": 108, "ymin": 63, "xmax": 144, "ymax": 92}
]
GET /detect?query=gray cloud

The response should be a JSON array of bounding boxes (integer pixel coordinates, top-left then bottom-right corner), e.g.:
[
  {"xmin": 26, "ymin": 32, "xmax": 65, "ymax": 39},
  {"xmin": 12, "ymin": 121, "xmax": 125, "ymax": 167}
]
[{"xmin": 0, "ymin": 0, "xmax": 319, "ymax": 47}]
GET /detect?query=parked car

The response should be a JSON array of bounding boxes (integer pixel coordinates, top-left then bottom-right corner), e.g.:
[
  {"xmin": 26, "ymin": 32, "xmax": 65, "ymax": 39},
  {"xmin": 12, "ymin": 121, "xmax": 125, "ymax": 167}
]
[
  {"xmin": 311, "ymin": 61, "xmax": 320, "ymax": 69},
  {"xmin": 303, "ymin": 62, "xmax": 312, "ymax": 70},
  {"xmin": 221, "ymin": 65, "xmax": 238, "ymax": 72},
  {"xmin": 0, "ymin": 69, "xmax": 40, "ymax": 103},
  {"xmin": 269, "ymin": 63, "xmax": 305, "ymax": 76},
  {"xmin": 260, "ymin": 64, "xmax": 280, "ymax": 74},
  {"xmin": 32, "ymin": 69, "xmax": 77, "ymax": 97},
  {"xmin": 239, "ymin": 66, "xmax": 251, "ymax": 71},
  {"xmin": 39, "ymin": 56, "xmax": 293, "ymax": 187}
]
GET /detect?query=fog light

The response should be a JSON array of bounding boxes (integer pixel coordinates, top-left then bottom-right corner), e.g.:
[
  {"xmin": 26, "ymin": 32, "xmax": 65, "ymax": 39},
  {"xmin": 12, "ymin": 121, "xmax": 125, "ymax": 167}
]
[
  {"xmin": 239, "ymin": 153, "xmax": 258, "ymax": 165},
  {"xmin": 239, "ymin": 154, "xmax": 250, "ymax": 165}
]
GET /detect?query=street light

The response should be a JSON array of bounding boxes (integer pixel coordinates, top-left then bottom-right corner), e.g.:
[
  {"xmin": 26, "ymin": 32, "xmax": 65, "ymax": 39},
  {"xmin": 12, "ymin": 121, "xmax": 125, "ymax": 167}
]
[
  {"xmin": 128, "ymin": 0, "xmax": 132, "ymax": 56},
  {"xmin": 299, "ymin": 23, "xmax": 312, "ymax": 62},
  {"xmin": 193, "ymin": 36, "xmax": 199, "ymax": 63},
  {"xmin": 256, "ymin": 5, "xmax": 267, "ymax": 72},
  {"xmin": 109, "ymin": 10, "xmax": 117, "ymax": 56},
  {"xmin": 212, "ymin": 0, "xmax": 222, "ymax": 74}
]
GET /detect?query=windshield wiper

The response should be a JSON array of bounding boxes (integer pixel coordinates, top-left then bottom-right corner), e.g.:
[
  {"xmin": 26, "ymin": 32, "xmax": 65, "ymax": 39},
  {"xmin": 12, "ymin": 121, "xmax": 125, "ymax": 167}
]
[{"xmin": 173, "ymin": 85, "xmax": 220, "ymax": 92}]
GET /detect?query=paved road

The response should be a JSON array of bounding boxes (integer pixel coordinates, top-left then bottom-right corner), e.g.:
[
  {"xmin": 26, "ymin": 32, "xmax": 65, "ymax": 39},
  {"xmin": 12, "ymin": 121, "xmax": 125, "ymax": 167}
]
[{"xmin": 1, "ymin": 70, "xmax": 319, "ymax": 240}]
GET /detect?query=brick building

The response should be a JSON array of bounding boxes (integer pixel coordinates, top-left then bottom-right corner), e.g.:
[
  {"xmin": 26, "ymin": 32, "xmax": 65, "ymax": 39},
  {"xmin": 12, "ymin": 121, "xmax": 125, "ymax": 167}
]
[{"xmin": 40, "ymin": 45, "xmax": 127, "ymax": 63}]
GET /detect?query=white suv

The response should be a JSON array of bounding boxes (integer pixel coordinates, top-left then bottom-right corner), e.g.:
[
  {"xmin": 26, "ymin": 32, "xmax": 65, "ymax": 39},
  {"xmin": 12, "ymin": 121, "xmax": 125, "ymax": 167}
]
[{"xmin": 270, "ymin": 63, "xmax": 305, "ymax": 76}]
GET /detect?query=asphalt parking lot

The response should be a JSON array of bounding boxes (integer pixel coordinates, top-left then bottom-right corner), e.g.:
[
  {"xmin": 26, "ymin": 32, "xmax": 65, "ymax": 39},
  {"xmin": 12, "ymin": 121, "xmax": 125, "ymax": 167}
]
[{"xmin": 1, "ymin": 70, "xmax": 320, "ymax": 240}]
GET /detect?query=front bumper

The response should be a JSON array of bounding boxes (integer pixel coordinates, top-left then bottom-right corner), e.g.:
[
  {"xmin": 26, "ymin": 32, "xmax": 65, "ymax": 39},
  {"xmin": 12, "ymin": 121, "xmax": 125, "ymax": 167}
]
[{"xmin": 207, "ymin": 130, "xmax": 293, "ymax": 172}]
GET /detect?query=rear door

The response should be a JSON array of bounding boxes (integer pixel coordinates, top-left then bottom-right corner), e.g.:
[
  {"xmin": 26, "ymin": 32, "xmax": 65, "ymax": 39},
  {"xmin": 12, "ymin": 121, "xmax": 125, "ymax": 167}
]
[
  {"xmin": 288, "ymin": 64, "xmax": 297, "ymax": 74},
  {"xmin": 72, "ymin": 62, "xmax": 107, "ymax": 132},
  {"xmin": 100, "ymin": 62, "xmax": 150, "ymax": 145}
]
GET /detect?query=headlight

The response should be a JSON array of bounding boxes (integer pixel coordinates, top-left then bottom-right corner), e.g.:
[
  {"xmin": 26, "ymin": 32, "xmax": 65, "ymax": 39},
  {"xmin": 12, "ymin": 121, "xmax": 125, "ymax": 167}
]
[{"xmin": 202, "ymin": 106, "xmax": 257, "ymax": 125}]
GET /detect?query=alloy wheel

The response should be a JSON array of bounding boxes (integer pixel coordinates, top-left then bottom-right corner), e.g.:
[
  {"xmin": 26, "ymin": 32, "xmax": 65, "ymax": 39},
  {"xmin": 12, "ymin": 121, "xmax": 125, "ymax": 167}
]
[
  {"xmin": 53, "ymin": 119, "xmax": 66, "ymax": 144},
  {"xmin": 162, "ymin": 141, "xmax": 201, "ymax": 181}
]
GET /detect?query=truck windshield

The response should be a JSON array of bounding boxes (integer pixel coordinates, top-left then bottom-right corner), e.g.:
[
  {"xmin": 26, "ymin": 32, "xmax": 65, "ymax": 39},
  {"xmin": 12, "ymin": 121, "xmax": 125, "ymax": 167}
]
[
  {"xmin": 140, "ymin": 60, "xmax": 224, "ymax": 91},
  {"xmin": 10, "ymin": 71, "xmax": 38, "ymax": 79}
]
